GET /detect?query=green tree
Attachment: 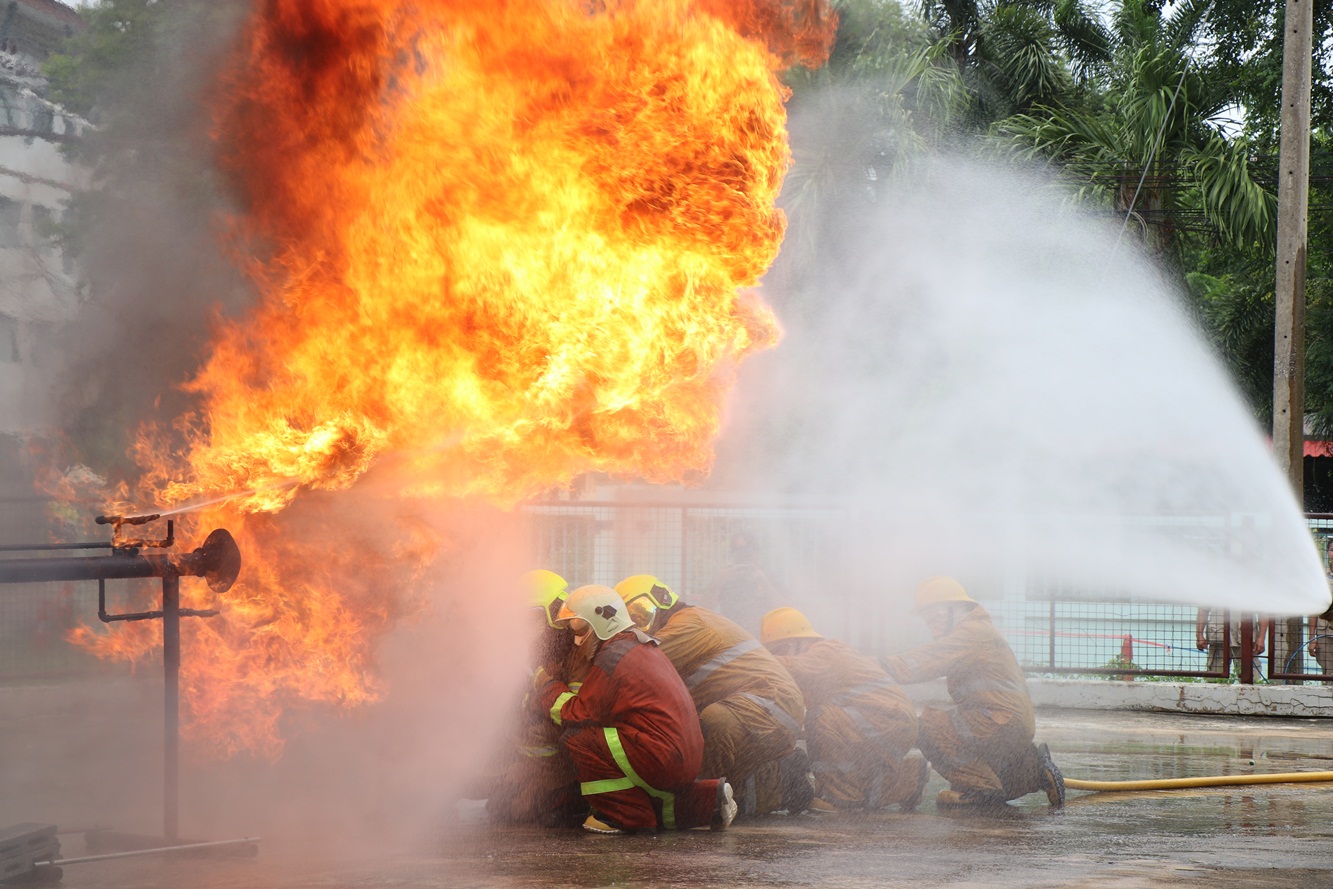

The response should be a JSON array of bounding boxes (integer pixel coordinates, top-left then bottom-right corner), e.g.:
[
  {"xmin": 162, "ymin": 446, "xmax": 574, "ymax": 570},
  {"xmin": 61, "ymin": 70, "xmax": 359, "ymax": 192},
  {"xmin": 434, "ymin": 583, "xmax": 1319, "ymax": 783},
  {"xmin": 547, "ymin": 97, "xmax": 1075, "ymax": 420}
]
[
  {"xmin": 41, "ymin": 0, "xmax": 250, "ymax": 477},
  {"xmin": 918, "ymin": 0, "xmax": 1111, "ymax": 126},
  {"xmin": 780, "ymin": 0, "xmax": 964, "ymax": 269},
  {"xmin": 995, "ymin": 0, "xmax": 1274, "ymax": 259}
]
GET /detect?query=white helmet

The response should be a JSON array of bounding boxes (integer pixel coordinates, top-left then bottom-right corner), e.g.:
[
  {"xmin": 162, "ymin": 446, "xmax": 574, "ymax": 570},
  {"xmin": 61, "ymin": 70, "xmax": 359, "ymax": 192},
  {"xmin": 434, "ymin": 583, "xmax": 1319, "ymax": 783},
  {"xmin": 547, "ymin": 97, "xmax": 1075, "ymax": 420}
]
[{"xmin": 557, "ymin": 584, "xmax": 635, "ymax": 641}]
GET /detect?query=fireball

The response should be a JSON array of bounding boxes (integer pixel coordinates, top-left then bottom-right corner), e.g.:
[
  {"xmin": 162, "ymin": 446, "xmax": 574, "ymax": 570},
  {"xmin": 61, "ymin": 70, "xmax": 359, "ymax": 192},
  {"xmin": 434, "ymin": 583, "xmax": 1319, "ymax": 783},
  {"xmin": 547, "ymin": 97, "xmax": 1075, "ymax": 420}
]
[{"xmin": 73, "ymin": 0, "xmax": 836, "ymax": 757}]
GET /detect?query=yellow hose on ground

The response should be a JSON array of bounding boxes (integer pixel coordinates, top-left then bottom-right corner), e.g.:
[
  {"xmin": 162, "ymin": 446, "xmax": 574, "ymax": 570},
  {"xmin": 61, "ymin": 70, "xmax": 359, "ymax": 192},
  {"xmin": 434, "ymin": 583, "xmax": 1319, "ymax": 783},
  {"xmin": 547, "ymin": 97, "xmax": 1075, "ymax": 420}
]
[{"xmin": 1066, "ymin": 771, "xmax": 1333, "ymax": 792}]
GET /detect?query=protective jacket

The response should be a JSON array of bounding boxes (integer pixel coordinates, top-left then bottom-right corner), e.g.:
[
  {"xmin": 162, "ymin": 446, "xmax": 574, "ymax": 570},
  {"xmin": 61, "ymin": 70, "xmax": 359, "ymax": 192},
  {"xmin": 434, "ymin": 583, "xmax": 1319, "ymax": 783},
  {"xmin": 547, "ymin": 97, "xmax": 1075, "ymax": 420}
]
[
  {"xmin": 881, "ymin": 604, "xmax": 1041, "ymax": 800},
  {"xmin": 653, "ymin": 604, "xmax": 805, "ymax": 813},
  {"xmin": 487, "ymin": 633, "xmax": 592, "ymax": 826},
  {"xmin": 774, "ymin": 637, "xmax": 919, "ymax": 808},
  {"xmin": 539, "ymin": 628, "xmax": 719, "ymax": 831}
]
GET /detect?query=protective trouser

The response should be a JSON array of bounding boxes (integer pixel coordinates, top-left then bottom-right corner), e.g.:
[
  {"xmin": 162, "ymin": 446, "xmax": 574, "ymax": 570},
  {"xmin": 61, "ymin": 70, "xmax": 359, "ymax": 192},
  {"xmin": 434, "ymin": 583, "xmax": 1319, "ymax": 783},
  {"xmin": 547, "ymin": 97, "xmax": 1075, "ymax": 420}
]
[
  {"xmin": 564, "ymin": 725, "xmax": 719, "ymax": 830},
  {"xmin": 698, "ymin": 693, "xmax": 798, "ymax": 815},
  {"xmin": 916, "ymin": 705, "xmax": 1042, "ymax": 800},
  {"xmin": 808, "ymin": 701, "xmax": 919, "ymax": 808},
  {"xmin": 485, "ymin": 738, "xmax": 584, "ymax": 826}
]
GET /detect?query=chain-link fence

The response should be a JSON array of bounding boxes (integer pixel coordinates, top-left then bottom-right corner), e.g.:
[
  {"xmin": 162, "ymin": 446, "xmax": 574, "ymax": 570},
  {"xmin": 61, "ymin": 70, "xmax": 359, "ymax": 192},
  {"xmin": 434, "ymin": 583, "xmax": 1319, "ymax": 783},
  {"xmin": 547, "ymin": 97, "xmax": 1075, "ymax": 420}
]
[
  {"xmin": 0, "ymin": 496, "xmax": 109, "ymax": 681},
  {"xmin": 523, "ymin": 501, "xmax": 1333, "ymax": 683},
  {"xmin": 2, "ymin": 496, "xmax": 1331, "ymax": 684}
]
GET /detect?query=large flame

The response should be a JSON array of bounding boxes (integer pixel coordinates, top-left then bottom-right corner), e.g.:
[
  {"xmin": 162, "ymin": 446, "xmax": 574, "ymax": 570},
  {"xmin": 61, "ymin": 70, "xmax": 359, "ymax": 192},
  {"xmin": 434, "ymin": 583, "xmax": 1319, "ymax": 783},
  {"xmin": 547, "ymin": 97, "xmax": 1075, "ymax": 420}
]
[{"xmin": 70, "ymin": 0, "xmax": 835, "ymax": 757}]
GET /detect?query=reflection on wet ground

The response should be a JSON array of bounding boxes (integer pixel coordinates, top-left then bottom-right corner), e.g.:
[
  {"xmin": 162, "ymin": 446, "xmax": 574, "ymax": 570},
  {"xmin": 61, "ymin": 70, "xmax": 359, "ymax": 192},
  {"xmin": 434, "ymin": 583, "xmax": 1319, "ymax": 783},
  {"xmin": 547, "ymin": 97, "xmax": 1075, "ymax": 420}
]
[{"xmin": 12, "ymin": 706, "xmax": 1333, "ymax": 888}]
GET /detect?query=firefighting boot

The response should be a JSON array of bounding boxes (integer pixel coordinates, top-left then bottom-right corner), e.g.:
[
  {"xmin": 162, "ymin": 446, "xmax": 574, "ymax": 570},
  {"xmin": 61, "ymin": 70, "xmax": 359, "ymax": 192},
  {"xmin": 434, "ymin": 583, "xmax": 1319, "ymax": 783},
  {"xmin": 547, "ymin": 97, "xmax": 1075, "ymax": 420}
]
[
  {"xmin": 582, "ymin": 813, "xmax": 624, "ymax": 835},
  {"xmin": 1037, "ymin": 743, "xmax": 1066, "ymax": 809},
  {"xmin": 712, "ymin": 779, "xmax": 738, "ymax": 830},
  {"xmin": 935, "ymin": 789, "xmax": 1007, "ymax": 808},
  {"xmin": 900, "ymin": 756, "xmax": 930, "ymax": 813},
  {"xmin": 778, "ymin": 743, "xmax": 816, "ymax": 814}
]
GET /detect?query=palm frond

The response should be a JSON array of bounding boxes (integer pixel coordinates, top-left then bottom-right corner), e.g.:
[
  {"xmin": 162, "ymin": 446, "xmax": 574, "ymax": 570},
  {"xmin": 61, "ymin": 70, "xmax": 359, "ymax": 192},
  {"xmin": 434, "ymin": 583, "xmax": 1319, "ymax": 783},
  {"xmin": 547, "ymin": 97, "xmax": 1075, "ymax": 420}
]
[{"xmin": 1180, "ymin": 137, "xmax": 1277, "ymax": 247}]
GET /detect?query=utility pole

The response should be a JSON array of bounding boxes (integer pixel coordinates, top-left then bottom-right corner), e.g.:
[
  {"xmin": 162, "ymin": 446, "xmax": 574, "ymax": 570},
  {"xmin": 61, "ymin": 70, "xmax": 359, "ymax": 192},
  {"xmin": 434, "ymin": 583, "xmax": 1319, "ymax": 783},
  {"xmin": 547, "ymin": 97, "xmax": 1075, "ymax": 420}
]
[{"xmin": 1271, "ymin": 0, "xmax": 1313, "ymax": 681}]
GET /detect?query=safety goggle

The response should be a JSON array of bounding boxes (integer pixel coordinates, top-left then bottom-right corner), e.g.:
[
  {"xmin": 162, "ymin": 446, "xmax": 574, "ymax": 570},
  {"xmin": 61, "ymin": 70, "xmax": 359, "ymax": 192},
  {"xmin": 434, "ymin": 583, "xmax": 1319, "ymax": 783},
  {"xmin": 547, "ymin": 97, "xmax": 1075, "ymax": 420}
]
[
  {"xmin": 625, "ymin": 595, "xmax": 658, "ymax": 630},
  {"xmin": 540, "ymin": 594, "xmax": 567, "ymax": 629}
]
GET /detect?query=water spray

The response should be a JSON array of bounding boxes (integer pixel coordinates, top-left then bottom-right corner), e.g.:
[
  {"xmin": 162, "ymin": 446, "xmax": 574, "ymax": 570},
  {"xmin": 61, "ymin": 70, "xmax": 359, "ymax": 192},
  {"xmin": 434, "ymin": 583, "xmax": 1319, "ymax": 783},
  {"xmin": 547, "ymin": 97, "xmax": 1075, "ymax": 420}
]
[{"xmin": 118, "ymin": 477, "xmax": 302, "ymax": 523}]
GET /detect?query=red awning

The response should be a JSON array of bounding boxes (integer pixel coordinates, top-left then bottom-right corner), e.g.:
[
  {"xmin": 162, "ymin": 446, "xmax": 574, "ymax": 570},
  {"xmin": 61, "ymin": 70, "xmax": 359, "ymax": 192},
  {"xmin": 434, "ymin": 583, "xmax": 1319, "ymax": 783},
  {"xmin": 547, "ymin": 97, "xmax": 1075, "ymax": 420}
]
[{"xmin": 1307, "ymin": 440, "xmax": 1333, "ymax": 458}]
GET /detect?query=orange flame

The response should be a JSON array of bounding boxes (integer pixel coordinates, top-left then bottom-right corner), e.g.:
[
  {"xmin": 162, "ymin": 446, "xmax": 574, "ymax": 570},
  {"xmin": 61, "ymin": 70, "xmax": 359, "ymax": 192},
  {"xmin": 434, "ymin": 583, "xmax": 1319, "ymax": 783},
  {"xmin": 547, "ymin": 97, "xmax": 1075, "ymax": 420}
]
[{"xmin": 72, "ymin": 0, "xmax": 836, "ymax": 757}]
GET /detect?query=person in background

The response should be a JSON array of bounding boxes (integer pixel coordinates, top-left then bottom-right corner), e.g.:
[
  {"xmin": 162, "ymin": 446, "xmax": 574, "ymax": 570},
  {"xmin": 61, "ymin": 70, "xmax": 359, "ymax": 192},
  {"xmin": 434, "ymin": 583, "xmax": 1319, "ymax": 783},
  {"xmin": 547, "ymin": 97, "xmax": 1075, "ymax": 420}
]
[
  {"xmin": 1308, "ymin": 537, "xmax": 1333, "ymax": 683},
  {"xmin": 881, "ymin": 576, "xmax": 1064, "ymax": 809},
  {"xmin": 760, "ymin": 606, "xmax": 928, "ymax": 812},
  {"xmin": 484, "ymin": 569, "xmax": 590, "ymax": 827},
  {"xmin": 1195, "ymin": 607, "xmax": 1269, "ymax": 676},
  {"xmin": 615, "ymin": 574, "xmax": 812, "ymax": 817},
  {"xmin": 534, "ymin": 584, "xmax": 737, "ymax": 834},
  {"xmin": 697, "ymin": 530, "xmax": 785, "ymax": 637}
]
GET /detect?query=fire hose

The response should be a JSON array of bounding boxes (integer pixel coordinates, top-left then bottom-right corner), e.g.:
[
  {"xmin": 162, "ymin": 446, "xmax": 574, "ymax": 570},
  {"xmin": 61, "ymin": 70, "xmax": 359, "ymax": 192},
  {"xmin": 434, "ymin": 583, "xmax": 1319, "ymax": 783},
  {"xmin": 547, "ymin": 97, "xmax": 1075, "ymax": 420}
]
[{"xmin": 1065, "ymin": 771, "xmax": 1333, "ymax": 792}]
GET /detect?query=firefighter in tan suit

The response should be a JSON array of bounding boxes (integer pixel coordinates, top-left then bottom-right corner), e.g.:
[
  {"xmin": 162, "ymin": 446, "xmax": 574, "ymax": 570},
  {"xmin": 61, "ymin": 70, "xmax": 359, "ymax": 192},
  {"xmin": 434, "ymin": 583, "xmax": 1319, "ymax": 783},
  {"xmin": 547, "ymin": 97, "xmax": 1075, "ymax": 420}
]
[
  {"xmin": 615, "ymin": 575, "xmax": 809, "ymax": 816},
  {"xmin": 761, "ymin": 607, "xmax": 927, "ymax": 812},
  {"xmin": 881, "ymin": 576, "xmax": 1064, "ymax": 809},
  {"xmin": 485, "ymin": 570, "xmax": 591, "ymax": 826}
]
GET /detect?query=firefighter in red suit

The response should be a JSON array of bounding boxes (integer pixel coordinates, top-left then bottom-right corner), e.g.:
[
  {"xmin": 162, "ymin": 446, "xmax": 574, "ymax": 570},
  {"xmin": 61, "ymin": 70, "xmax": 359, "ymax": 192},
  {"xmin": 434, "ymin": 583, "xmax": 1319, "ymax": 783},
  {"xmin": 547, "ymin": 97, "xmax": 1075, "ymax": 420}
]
[{"xmin": 536, "ymin": 584, "xmax": 739, "ymax": 834}]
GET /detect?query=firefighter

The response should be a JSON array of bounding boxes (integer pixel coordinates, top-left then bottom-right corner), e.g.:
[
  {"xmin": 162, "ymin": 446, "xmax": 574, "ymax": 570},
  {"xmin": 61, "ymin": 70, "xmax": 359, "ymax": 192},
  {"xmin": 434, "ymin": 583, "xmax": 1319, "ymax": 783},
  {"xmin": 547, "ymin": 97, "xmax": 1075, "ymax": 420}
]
[
  {"xmin": 760, "ymin": 607, "xmax": 927, "ymax": 812},
  {"xmin": 614, "ymin": 575, "xmax": 810, "ymax": 816},
  {"xmin": 881, "ymin": 576, "xmax": 1064, "ymax": 809},
  {"xmin": 534, "ymin": 584, "xmax": 737, "ymax": 834},
  {"xmin": 485, "ymin": 569, "xmax": 590, "ymax": 827}
]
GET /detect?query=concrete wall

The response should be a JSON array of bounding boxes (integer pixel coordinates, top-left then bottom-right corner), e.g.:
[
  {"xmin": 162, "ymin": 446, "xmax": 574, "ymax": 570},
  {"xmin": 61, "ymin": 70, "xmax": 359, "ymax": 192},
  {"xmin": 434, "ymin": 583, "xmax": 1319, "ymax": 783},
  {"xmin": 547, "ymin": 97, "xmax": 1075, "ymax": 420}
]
[
  {"xmin": 1027, "ymin": 677, "xmax": 1333, "ymax": 718},
  {"xmin": 914, "ymin": 677, "xmax": 1333, "ymax": 719}
]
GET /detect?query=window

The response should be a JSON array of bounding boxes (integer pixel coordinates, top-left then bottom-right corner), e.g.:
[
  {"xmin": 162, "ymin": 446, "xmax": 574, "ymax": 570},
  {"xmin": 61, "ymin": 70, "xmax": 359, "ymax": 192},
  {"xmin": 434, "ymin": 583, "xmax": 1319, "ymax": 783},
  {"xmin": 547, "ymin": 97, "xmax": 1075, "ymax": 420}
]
[
  {"xmin": 0, "ymin": 315, "xmax": 19, "ymax": 363},
  {"xmin": 0, "ymin": 198, "xmax": 22, "ymax": 248},
  {"xmin": 30, "ymin": 204, "xmax": 50, "ymax": 239}
]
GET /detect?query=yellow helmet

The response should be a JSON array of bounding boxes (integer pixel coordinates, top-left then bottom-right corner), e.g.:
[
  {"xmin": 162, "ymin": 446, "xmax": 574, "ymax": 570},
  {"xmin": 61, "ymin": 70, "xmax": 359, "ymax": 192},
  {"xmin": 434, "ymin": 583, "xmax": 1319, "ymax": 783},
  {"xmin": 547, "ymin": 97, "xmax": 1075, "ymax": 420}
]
[
  {"xmin": 614, "ymin": 574, "xmax": 678, "ymax": 630},
  {"xmin": 524, "ymin": 569, "xmax": 569, "ymax": 629},
  {"xmin": 913, "ymin": 575, "xmax": 976, "ymax": 612},
  {"xmin": 760, "ymin": 607, "xmax": 822, "ymax": 644}
]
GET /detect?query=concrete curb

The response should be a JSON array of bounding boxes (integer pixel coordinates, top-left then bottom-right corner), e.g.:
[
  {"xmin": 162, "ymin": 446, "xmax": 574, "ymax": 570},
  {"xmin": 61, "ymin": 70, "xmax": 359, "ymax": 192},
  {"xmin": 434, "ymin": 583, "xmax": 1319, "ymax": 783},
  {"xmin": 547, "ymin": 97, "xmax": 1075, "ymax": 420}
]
[
  {"xmin": 1027, "ymin": 678, "xmax": 1333, "ymax": 718},
  {"xmin": 6, "ymin": 674, "xmax": 1333, "ymax": 721},
  {"xmin": 900, "ymin": 677, "xmax": 1333, "ymax": 718}
]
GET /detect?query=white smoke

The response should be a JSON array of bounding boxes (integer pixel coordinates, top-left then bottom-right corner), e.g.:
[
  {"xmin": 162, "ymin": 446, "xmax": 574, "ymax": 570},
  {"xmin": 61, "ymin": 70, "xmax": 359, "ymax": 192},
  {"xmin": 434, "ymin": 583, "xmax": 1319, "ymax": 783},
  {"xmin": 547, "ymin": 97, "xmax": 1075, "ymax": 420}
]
[{"xmin": 716, "ymin": 154, "xmax": 1328, "ymax": 621}]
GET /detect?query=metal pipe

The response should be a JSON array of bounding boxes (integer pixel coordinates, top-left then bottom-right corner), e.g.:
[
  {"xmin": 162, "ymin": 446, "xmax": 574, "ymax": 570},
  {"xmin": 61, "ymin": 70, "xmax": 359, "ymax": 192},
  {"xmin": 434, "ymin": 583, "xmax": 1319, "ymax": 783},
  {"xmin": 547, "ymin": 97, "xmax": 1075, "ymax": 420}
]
[
  {"xmin": 38, "ymin": 837, "xmax": 262, "ymax": 866},
  {"xmin": 0, "ymin": 529, "xmax": 241, "ymax": 593},
  {"xmin": 164, "ymin": 573, "xmax": 179, "ymax": 841},
  {"xmin": 0, "ymin": 541, "xmax": 114, "ymax": 553}
]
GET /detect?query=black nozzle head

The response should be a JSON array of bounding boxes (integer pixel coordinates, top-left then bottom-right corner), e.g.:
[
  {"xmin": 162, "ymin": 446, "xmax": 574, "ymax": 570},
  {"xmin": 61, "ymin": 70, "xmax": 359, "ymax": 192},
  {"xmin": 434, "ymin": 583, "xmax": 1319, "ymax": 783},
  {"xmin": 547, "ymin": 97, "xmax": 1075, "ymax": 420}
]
[{"xmin": 198, "ymin": 528, "xmax": 242, "ymax": 593}]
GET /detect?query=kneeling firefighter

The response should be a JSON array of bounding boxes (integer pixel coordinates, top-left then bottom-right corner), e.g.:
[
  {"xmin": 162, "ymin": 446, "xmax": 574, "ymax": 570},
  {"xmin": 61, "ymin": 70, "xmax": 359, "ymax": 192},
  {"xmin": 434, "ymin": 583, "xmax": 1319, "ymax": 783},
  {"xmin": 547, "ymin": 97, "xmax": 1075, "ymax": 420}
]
[
  {"xmin": 880, "ymin": 576, "xmax": 1064, "ymax": 809},
  {"xmin": 485, "ymin": 569, "xmax": 591, "ymax": 827},
  {"xmin": 534, "ymin": 584, "xmax": 737, "ymax": 834},
  {"xmin": 761, "ymin": 607, "xmax": 927, "ymax": 812},
  {"xmin": 614, "ymin": 575, "xmax": 811, "ymax": 816}
]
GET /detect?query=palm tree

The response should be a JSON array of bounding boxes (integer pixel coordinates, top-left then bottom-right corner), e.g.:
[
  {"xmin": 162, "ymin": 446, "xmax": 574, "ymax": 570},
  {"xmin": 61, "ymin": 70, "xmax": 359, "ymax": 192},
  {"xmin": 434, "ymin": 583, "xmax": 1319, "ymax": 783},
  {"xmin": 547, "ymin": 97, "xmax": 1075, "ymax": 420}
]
[
  {"xmin": 918, "ymin": 0, "xmax": 1112, "ymax": 124},
  {"xmin": 778, "ymin": 0, "xmax": 965, "ymax": 265},
  {"xmin": 995, "ymin": 0, "xmax": 1274, "ymax": 257}
]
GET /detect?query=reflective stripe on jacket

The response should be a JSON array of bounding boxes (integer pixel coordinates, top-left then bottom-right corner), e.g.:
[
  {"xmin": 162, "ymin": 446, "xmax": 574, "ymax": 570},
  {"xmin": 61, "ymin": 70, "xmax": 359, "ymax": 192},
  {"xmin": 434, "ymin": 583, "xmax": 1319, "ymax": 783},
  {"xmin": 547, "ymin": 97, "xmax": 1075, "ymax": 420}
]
[{"xmin": 654, "ymin": 605, "xmax": 805, "ymax": 732}]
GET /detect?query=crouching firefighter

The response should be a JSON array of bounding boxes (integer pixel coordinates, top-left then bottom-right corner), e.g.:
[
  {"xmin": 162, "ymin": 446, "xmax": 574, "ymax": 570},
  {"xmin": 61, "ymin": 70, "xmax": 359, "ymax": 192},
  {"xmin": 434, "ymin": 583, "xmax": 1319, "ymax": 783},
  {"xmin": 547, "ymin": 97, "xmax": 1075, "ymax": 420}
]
[
  {"xmin": 534, "ymin": 584, "xmax": 738, "ymax": 834},
  {"xmin": 485, "ymin": 569, "xmax": 590, "ymax": 827},
  {"xmin": 761, "ymin": 607, "xmax": 927, "ymax": 812},
  {"xmin": 615, "ymin": 575, "xmax": 812, "ymax": 817},
  {"xmin": 881, "ymin": 576, "xmax": 1065, "ymax": 809}
]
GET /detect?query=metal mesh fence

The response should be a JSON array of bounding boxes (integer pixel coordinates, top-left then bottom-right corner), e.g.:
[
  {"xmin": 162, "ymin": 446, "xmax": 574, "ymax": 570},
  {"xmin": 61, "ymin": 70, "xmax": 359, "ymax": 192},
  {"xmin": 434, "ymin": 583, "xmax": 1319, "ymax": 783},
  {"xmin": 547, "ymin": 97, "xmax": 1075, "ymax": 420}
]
[
  {"xmin": 2, "ymin": 496, "xmax": 1332, "ymax": 684},
  {"xmin": 0, "ymin": 497, "xmax": 112, "ymax": 680},
  {"xmin": 521, "ymin": 502, "xmax": 1333, "ymax": 683}
]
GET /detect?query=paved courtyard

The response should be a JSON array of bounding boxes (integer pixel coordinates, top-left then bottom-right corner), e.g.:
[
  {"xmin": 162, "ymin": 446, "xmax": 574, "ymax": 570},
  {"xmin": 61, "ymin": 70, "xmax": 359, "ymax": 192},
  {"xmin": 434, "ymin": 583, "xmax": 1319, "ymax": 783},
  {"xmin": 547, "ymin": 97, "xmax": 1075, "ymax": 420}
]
[{"xmin": 5, "ymin": 679, "xmax": 1333, "ymax": 888}]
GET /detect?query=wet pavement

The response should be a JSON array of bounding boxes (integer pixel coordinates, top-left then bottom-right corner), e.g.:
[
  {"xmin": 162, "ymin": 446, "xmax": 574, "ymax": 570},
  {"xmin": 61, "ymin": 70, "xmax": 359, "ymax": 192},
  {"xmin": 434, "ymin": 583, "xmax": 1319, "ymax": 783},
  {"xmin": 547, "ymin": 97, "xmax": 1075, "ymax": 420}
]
[{"xmin": 8, "ymin": 697, "xmax": 1333, "ymax": 888}]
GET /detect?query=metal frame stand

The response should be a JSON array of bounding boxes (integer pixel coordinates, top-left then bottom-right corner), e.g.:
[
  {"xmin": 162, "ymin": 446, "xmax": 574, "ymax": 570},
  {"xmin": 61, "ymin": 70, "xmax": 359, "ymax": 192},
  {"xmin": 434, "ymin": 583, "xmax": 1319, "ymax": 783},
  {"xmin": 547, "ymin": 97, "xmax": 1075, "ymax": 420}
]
[{"xmin": 0, "ymin": 516, "xmax": 242, "ymax": 845}]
